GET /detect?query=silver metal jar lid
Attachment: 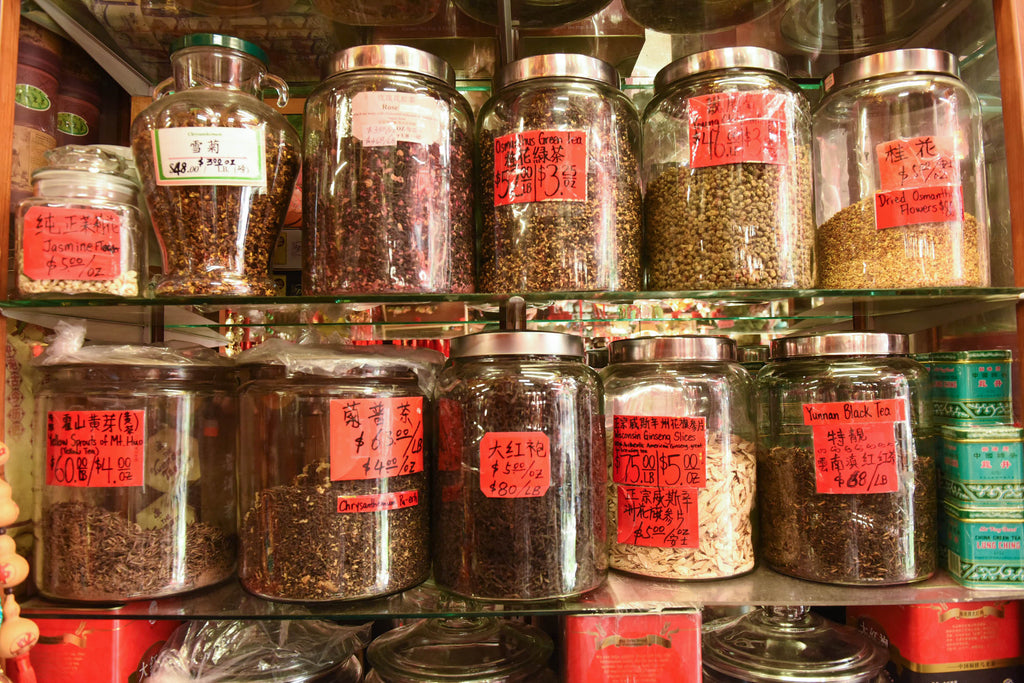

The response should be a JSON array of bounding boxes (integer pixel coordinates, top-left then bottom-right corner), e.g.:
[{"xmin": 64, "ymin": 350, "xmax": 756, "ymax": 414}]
[
  {"xmin": 324, "ymin": 45, "xmax": 457, "ymax": 88},
  {"xmin": 609, "ymin": 335, "xmax": 736, "ymax": 363},
  {"xmin": 823, "ymin": 48, "xmax": 959, "ymax": 93},
  {"xmin": 495, "ymin": 54, "xmax": 619, "ymax": 92},
  {"xmin": 771, "ymin": 332, "xmax": 909, "ymax": 359},
  {"xmin": 450, "ymin": 330, "xmax": 585, "ymax": 359},
  {"xmin": 654, "ymin": 46, "xmax": 789, "ymax": 92},
  {"xmin": 171, "ymin": 33, "xmax": 269, "ymax": 65},
  {"xmin": 737, "ymin": 345, "xmax": 769, "ymax": 364}
]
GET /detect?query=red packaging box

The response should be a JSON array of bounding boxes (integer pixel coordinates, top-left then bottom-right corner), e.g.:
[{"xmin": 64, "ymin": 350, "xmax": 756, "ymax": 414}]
[
  {"xmin": 847, "ymin": 601, "xmax": 1024, "ymax": 682},
  {"xmin": 11, "ymin": 618, "xmax": 181, "ymax": 682},
  {"xmin": 563, "ymin": 612, "xmax": 701, "ymax": 683}
]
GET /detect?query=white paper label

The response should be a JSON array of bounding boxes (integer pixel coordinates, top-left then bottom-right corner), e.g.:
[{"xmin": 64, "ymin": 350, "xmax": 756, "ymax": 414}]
[
  {"xmin": 153, "ymin": 127, "xmax": 266, "ymax": 186},
  {"xmin": 352, "ymin": 92, "xmax": 447, "ymax": 147}
]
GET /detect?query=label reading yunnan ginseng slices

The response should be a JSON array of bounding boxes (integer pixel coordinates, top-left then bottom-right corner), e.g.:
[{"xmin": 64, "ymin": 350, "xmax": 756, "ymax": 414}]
[
  {"xmin": 329, "ymin": 396, "xmax": 424, "ymax": 481},
  {"xmin": 153, "ymin": 127, "xmax": 266, "ymax": 186}
]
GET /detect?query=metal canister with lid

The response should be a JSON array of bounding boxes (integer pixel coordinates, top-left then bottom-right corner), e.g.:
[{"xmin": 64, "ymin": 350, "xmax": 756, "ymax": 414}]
[{"xmin": 757, "ymin": 332, "xmax": 935, "ymax": 585}]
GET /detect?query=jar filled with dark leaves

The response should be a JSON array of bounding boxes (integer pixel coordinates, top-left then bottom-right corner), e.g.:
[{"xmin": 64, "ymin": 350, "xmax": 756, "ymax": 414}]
[
  {"xmin": 643, "ymin": 47, "xmax": 814, "ymax": 289},
  {"xmin": 131, "ymin": 33, "xmax": 300, "ymax": 296},
  {"xmin": 477, "ymin": 54, "xmax": 642, "ymax": 293},
  {"xmin": 814, "ymin": 49, "xmax": 990, "ymax": 288},
  {"xmin": 236, "ymin": 340, "xmax": 443, "ymax": 602},
  {"xmin": 434, "ymin": 328, "xmax": 607, "ymax": 600},
  {"xmin": 33, "ymin": 340, "xmax": 237, "ymax": 602},
  {"xmin": 304, "ymin": 45, "xmax": 474, "ymax": 295},
  {"xmin": 757, "ymin": 332, "xmax": 936, "ymax": 585}
]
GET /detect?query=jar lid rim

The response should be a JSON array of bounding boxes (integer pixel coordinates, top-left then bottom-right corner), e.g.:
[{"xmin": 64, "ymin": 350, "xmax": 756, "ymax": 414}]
[
  {"xmin": 609, "ymin": 335, "xmax": 737, "ymax": 363},
  {"xmin": 771, "ymin": 332, "xmax": 909, "ymax": 358},
  {"xmin": 450, "ymin": 330, "xmax": 585, "ymax": 358},
  {"xmin": 654, "ymin": 46, "xmax": 789, "ymax": 91},
  {"xmin": 495, "ymin": 53, "xmax": 619, "ymax": 91},
  {"xmin": 323, "ymin": 44, "xmax": 456, "ymax": 88},
  {"xmin": 171, "ymin": 33, "xmax": 269, "ymax": 66},
  {"xmin": 824, "ymin": 48, "xmax": 959, "ymax": 93}
]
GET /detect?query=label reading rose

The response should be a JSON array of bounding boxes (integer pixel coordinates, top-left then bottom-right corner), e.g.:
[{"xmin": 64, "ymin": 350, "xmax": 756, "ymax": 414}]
[
  {"xmin": 479, "ymin": 431, "xmax": 550, "ymax": 498},
  {"xmin": 329, "ymin": 397, "xmax": 424, "ymax": 481}
]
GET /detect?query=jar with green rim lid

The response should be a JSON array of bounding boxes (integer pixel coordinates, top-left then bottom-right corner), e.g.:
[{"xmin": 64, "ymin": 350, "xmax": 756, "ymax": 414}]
[
  {"xmin": 131, "ymin": 33, "xmax": 300, "ymax": 297},
  {"xmin": 602, "ymin": 335, "xmax": 756, "ymax": 580},
  {"xmin": 813, "ymin": 48, "xmax": 989, "ymax": 288},
  {"xmin": 477, "ymin": 53, "xmax": 642, "ymax": 293},
  {"xmin": 642, "ymin": 46, "xmax": 814, "ymax": 290},
  {"xmin": 433, "ymin": 315, "xmax": 607, "ymax": 600},
  {"xmin": 303, "ymin": 45, "xmax": 474, "ymax": 295},
  {"xmin": 757, "ymin": 332, "xmax": 936, "ymax": 585}
]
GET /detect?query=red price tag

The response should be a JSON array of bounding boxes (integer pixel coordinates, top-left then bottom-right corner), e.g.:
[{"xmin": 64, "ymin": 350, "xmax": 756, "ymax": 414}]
[
  {"xmin": 688, "ymin": 91, "xmax": 789, "ymax": 168},
  {"xmin": 877, "ymin": 136, "xmax": 959, "ymax": 190},
  {"xmin": 612, "ymin": 415, "xmax": 706, "ymax": 488},
  {"xmin": 22, "ymin": 206, "xmax": 123, "ymax": 281},
  {"xmin": 329, "ymin": 397, "xmax": 424, "ymax": 481},
  {"xmin": 616, "ymin": 485, "xmax": 698, "ymax": 548},
  {"xmin": 493, "ymin": 129, "xmax": 587, "ymax": 206},
  {"xmin": 812, "ymin": 423, "xmax": 899, "ymax": 494},
  {"xmin": 802, "ymin": 399, "xmax": 906, "ymax": 426},
  {"xmin": 45, "ymin": 410, "xmax": 145, "ymax": 487},
  {"xmin": 874, "ymin": 185, "xmax": 965, "ymax": 230},
  {"xmin": 336, "ymin": 489, "xmax": 419, "ymax": 513},
  {"xmin": 479, "ymin": 431, "xmax": 550, "ymax": 498}
]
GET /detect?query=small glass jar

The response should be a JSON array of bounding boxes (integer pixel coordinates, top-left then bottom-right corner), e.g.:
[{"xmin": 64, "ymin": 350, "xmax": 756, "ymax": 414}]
[
  {"xmin": 131, "ymin": 33, "xmax": 301, "ymax": 296},
  {"xmin": 303, "ymin": 45, "xmax": 474, "ymax": 295},
  {"xmin": 34, "ymin": 346, "xmax": 236, "ymax": 602},
  {"xmin": 477, "ymin": 54, "xmax": 642, "ymax": 293},
  {"xmin": 813, "ymin": 49, "xmax": 990, "ymax": 288},
  {"xmin": 737, "ymin": 345, "xmax": 769, "ymax": 374},
  {"xmin": 434, "ymin": 330, "xmax": 607, "ymax": 600},
  {"xmin": 702, "ymin": 606, "xmax": 889, "ymax": 682},
  {"xmin": 757, "ymin": 332, "xmax": 936, "ymax": 585},
  {"xmin": 452, "ymin": 0, "xmax": 611, "ymax": 28},
  {"xmin": 237, "ymin": 342, "xmax": 441, "ymax": 602},
  {"xmin": 643, "ymin": 47, "xmax": 814, "ymax": 289},
  {"xmin": 602, "ymin": 336, "xmax": 756, "ymax": 580},
  {"xmin": 16, "ymin": 146, "xmax": 144, "ymax": 298},
  {"xmin": 365, "ymin": 618, "xmax": 558, "ymax": 683}
]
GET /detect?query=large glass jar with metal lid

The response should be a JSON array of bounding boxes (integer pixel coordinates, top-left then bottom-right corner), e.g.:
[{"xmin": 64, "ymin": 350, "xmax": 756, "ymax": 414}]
[
  {"xmin": 602, "ymin": 336, "xmax": 756, "ymax": 580},
  {"xmin": 813, "ymin": 49, "xmax": 989, "ymax": 288},
  {"xmin": 303, "ymin": 45, "xmax": 474, "ymax": 295},
  {"xmin": 131, "ymin": 33, "xmax": 300, "ymax": 297},
  {"xmin": 477, "ymin": 54, "xmax": 642, "ymax": 293},
  {"xmin": 643, "ymin": 47, "xmax": 814, "ymax": 290},
  {"xmin": 452, "ymin": 0, "xmax": 611, "ymax": 28},
  {"xmin": 33, "ymin": 341, "xmax": 236, "ymax": 602},
  {"xmin": 757, "ymin": 332, "xmax": 935, "ymax": 585},
  {"xmin": 365, "ymin": 618, "xmax": 558, "ymax": 683},
  {"xmin": 15, "ymin": 145, "xmax": 144, "ymax": 298},
  {"xmin": 434, "ymin": 325, "xmax": 606, "ymax": 600},
  {"xmin": 703, "ymin": 606, "xmax": 888, "ymax": 682},
  {"xmin": 236, "ymin": 340, "xmax": 442, "ymax": 602}
]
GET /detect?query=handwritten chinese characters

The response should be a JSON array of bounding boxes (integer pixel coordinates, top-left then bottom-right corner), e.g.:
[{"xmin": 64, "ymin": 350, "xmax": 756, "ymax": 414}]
[
  {"xmin": 329, "ymin": 397, "xmax": 424, "ymax": 482},
  {"xmin": 874, "ymin": 135, "xmax": 964, "ymax": 229},
  {"xmin": 617, "ymin": 485, "xmax": 698, "ymax": 548},
  {"xmin": 493, "ymin": 130, "xmax": 587, "ymax": 205},
  {"xmin": 46, "ymin": 410, "xmax": 145, "ymax": 487},
  {"xmin": 479, "ymin": 432, "xmax": 551, "ymax": 498},
  {"xmin": 22, "ymin": 206, "xmax": 122, "ymax": 281},
  {"xmin": 153, "ymin": 127, "xmax": 266, "ymax": 186},
  {"xmin": 687, "ymin": 91, "xmax": 789, "ymax": 168}
]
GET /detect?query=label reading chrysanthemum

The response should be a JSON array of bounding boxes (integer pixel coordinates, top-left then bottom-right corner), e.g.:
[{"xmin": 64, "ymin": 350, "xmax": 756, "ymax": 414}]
[
  {"xmin": 479, "ymin": 432, "xmax": 550, "ymax": 498},
  {"xmin": 687, "ymin": 91, "xmax": 789, "ymax": 168},
  {"xmin": 493, "ymin": 130, "xmax": 587, "ymax": 205},
  {"xmin": 329, "ymin": 397, "xmax": 424, "ymax": 481},
  {"xmin": 874, "ymin": 135, "xmax": 963, "ymax": 229},
  {"xmin": 804, "ymin": 399, "xmax": 905, "ymax": 494},
  {"xmin": 153, "ymin": 127, "xmax": 265, "ymax": 186},
  {"xmin": 45, "ymin": 410, "xmax": 145, "ymax": 487}
]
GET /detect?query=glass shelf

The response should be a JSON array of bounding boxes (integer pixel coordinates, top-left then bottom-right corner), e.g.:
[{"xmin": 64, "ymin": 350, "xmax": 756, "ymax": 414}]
[{"xmin": 22, "ymin": 568, "xmax": 1024, "ymax": 621}]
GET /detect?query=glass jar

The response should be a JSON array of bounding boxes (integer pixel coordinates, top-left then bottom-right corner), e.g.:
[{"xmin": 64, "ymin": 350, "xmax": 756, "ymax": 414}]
[
  {"xmin": 312, "ymin": 0, "xmax": 442, "ymax": 25},
  {"xmin": 131, "ymin": 33, "xmax": 301, "ymax": 296},
  {"xmin": 304, "ymin": 45, "xmax": 474, "ymax": 295},
  {"xmin": 602, "ymin": 336, "xmax": 756, "ymax": 580},
  {"xmin": 703, "ymin": 606, "xmax": 889, "ymax": 682},
  {"xmin": 643, "ymin": 47, "xmax": 814, "ymax": 289},
  {"xmin": 15, "ymin": 146, "xmax": 144, "ymax": 298},
  {"xmin": 34, "ymin": 346, "xmax": 237, "ymax": 602},
  {"xmin": 237, "ymin": 341, "xmax": 442, "ymax": 602},
  {"xmin": 452, "ymin": 0, "xmax": 611, "ymax": 28},
  {"xmin": 757, "ymin": 332, "xmax": 936, "ymax": 585},
  {"xmin": 434, "ymin": 330, "xmax": 606, "ymax": 600},
  {"xmin": 813, "ymin": 49, "xmax": 990, "ymax": 288},
  {"xmin": 624, "ymin": 0, "xmax": 780, "ymax": 33},
  {"xmin": 477, "ymin": 54, "xmax": 642, "ymax": 293},
  {"xmin": 365, "ymin": 618, "xmax": 558, "ymax": 683}
]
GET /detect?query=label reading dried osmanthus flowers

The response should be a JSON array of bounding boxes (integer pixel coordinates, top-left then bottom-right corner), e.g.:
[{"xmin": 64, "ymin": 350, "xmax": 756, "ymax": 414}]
[
  {"xmin": 152, "ymin": 127, "xmax": 266, "ymax": 186},
  {"xmin": 874, "ymin": 135, "xmax": 964, "ymax": 229},
  {"xmin": 46, "ymin": 410, "xmax": 145, "ymax": 487}
]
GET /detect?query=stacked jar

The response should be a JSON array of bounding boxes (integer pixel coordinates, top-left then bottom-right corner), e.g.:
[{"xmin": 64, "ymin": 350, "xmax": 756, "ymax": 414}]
[
  {"xmin": 813, "ymin": 49, "xmax": 990, "ymax": 288},
  {"xmin": 303, "ymin": 45, "xmax": 475, "ymax": 294},
  {"xmin": 477, "ymin": 54, "xmax": 642, "ymax": 293},
  {"xmin": 643, "ymin": 47, "xmax": 815, "ymax": 289}
]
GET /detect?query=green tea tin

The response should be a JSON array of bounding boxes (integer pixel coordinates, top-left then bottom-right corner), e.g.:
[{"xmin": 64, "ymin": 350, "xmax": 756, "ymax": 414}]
[
  {"xmin": 942, "ymin": 501, "xmax": 1024, "ymax": 588},
  {"xmin": 940, "ymin": 425, "xmax": 1024, "ymax": 507},
  {"xmin": 928, "ymin": 350, "xmax": 1012, "ymax": 425}
]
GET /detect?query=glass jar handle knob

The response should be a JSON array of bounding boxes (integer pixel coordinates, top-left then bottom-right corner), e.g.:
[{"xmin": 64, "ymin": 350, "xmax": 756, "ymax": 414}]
[
  {"xmin": 151, "ymin": 77, "xmax": 174, "ymax": 100},
  {"xmin": 264, "ymin": 73, "xmax": 290, "ymax": 108}
]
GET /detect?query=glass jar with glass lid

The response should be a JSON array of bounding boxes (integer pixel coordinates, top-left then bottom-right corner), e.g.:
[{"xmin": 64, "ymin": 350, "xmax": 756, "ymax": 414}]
[
  {"xmin": 131, "ymin": 33, "xmax": 300, "ymax": 296},
  {"xmin": 643, "ymin": 46, "xmax": 814, "ymax": 290},
  {"xmin": 813, "ymin": 48, "xmax": 989, "ymax": 288},
  {"xmin": 757, "ymin": 332, "xmax": 936, "ymax": 585}
]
